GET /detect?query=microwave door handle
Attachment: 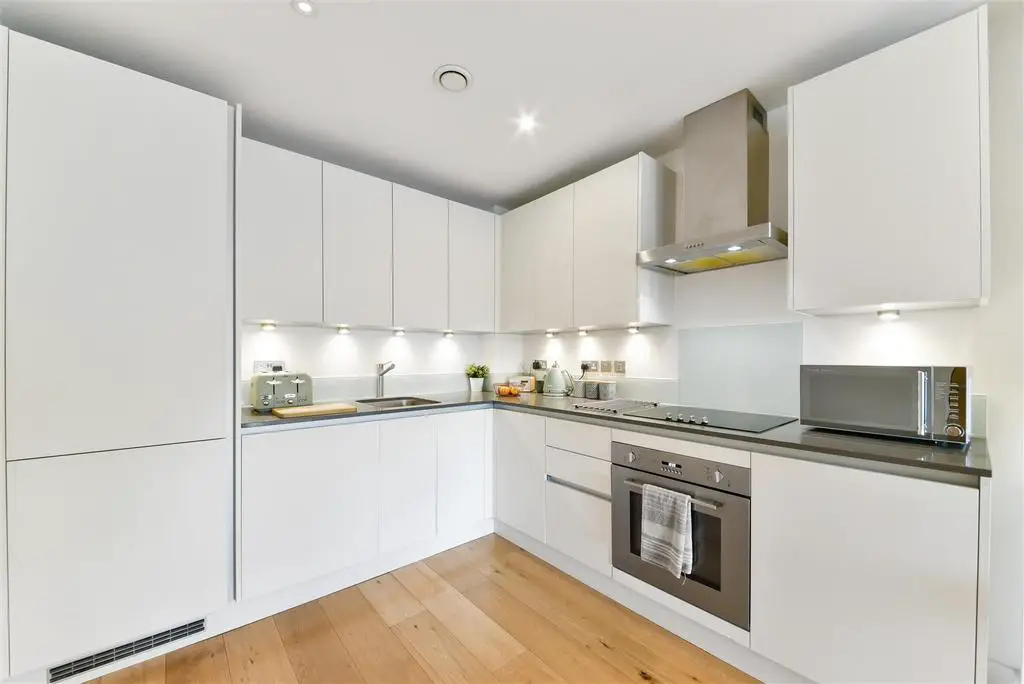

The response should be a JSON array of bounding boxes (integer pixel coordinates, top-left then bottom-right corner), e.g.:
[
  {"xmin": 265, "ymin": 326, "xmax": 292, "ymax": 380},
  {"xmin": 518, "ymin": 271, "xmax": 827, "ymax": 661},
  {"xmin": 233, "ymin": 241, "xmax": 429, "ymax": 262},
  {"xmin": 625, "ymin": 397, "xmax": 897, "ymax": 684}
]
[{"xmin": 917, "ymin": 370, "xmax": 929, "ymax": 436}]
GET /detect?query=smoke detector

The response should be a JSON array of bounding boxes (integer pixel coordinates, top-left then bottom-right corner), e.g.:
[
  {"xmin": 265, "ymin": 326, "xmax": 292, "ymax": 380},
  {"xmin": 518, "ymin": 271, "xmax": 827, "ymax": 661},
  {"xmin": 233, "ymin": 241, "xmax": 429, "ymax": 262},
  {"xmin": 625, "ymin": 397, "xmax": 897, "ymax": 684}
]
[{"xmin": 434, "ymin": 65, "xmax": 472, "ymax": 92}]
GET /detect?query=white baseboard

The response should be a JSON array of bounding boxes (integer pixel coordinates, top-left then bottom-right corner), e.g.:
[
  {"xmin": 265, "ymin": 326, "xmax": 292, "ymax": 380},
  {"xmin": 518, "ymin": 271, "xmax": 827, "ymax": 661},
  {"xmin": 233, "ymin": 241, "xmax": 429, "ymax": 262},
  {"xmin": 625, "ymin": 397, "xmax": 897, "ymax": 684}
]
[
  {"xmin": 495, "ymin": 522, "xmax": 809, "ymax": 684},
  {"xmin": 9, "ymin": 520, "xmax": 495, "ymax": 684}
]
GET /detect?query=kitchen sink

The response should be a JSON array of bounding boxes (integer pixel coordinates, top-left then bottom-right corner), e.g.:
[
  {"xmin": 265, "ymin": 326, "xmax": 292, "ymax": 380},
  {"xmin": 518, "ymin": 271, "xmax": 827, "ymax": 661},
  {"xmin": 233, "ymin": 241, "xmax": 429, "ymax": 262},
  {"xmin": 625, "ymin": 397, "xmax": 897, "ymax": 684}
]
[{"xmin": 356, "ymin": 396, "xmax": 441, "ymax": 409}]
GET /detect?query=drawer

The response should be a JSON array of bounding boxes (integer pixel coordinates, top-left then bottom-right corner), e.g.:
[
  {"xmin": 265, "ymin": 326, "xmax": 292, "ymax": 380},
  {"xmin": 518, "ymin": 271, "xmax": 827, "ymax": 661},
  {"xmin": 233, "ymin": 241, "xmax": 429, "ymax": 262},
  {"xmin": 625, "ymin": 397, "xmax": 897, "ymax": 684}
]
[
  {"xmin": 545, "ymin": 447, "xmax": 611, "ymax": 497},
  {"xmin": 545, "ymin": 481, "xmax": 611, "ymax": 576},
  {"xmin": 545, "ymin": 418, "xmax": 611, "ymax": 461}
]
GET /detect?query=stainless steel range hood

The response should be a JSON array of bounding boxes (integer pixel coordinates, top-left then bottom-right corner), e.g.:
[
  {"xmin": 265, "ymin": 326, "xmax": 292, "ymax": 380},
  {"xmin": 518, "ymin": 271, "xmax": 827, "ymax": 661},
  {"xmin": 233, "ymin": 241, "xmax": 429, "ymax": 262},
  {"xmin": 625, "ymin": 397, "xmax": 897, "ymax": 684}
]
[{"xmin": 637, "ymin": 90, "xmax": 788, "ymax": 275}]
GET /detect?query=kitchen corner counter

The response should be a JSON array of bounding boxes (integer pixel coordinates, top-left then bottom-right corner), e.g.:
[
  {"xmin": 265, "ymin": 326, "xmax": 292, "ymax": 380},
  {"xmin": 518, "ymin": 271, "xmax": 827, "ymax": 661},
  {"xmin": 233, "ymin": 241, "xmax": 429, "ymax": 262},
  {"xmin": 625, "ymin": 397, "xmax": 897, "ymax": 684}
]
[{"xmin": 240, "ymin": 392, "xmax": 991, "ymax": 478}]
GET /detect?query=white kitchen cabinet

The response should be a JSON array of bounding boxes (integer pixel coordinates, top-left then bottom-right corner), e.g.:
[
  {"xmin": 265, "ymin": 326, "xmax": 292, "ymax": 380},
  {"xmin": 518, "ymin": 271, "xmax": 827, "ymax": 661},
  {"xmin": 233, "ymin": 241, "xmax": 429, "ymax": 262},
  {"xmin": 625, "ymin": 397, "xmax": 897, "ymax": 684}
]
[
  {"xmin": 545, "ymin": 418, "xmax": 611, "ymax": 461},
  {"xmin": 750, "ymin": 453, "xmax": 979, "ymax": 683},
  {"xmin": 8, "ymin": 441, "xmax": 232, "ymax": 675},
  {"xmin": 380, "ymin": 415, "xmax": 438, "ymax": 553},
  {"xmin": 323, "ymin": 162, "xmax": 394, "ymax": 328},
  {"xmin": 494, "ymin": 410, "xmax": 546, "ymax": 541},
  {"xmin": 5, "ymin": 31, "xmax": 231, "ymax": 461},
  {"xmin": 241, "ymin": 423, "xmax": 380, "ymax": 599},
  {"xmin": 449, "ymin": 202, "xmax": 496, "ymax": 332},
  {"xmin": 544, "ymin": 481, "xmax": 611, "ymax": 576},
  {"xmin": 789, "ymin": 7, "xmax": 988, "ymax": 314},
  {"xmin": 393, "ymin": 185, "xmax": 449, "ymax": 330},
  {"xmin": 436, "ymin": 410, "xmax": 489, "ymax": 535},
  {"xmin": 499, "ymin": 187, "xmax": 574, "ymax": 332},
  {"xmin": 572, "ymin": 154, "xmax": 675, "ymax": 328},
  {"xmin": 237, "ymin": 137, "xmax": 324, "ymax": 323}
]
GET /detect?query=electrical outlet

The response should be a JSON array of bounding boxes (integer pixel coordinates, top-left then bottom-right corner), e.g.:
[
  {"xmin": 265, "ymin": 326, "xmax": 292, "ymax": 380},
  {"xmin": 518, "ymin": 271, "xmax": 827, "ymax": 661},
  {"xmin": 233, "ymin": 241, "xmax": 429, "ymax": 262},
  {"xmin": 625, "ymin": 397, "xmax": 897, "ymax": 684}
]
[
  {"xmin": 614, "ymin": 360, "xmax": 627, "ymax": 374},
  {"xmin": 254, "ymin": 360, "xmax": 285, "ymax": 374},
  {"xmin": 600, "ymin": 360, "xmax": 613, "ymax": 373},
  {"xmin": 584, "ymin": 360, "xmax": 599, "ymax": 372},
  {"xmin": 533, "ymin": 359, "xmax": 548, "ymax": 371}
]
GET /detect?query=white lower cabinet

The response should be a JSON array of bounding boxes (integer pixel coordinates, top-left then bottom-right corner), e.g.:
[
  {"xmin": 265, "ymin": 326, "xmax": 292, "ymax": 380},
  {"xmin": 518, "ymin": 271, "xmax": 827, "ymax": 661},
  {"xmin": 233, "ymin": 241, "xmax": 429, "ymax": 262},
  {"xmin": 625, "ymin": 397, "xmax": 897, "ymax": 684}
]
[
  {"xmin": 8, "ymin": 441, "xmax": 233, "ymax": 675},
  {"xmin": 494, "ymin": 410, "xmax": 546, "ymax": 541},
  {"xmin": 436, "ymin": 410, "xmax": 489, "ymax": 535},
  {"xmin": 380, "ymin": 415, "xmax": 438, "ymax": 553},
  {"xmin": 544, "ymin": 483, "xmax": 611, "ymax": 576},
  {"xmin": 241, "ymin": 423, "xmax": 380, "ymax": 600},
  {"xmin": 750, "ymin": 452, "xmax": 979, "ymax": 683}
]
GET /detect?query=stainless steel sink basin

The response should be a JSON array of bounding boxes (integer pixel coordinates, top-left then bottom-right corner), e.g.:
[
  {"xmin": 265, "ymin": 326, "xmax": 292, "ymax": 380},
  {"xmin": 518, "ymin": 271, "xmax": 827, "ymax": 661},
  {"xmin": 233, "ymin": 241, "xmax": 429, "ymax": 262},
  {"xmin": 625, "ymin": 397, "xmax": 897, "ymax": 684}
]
[{"xmin": 356, "ymin": 396, "xmax": 441, "ymax": 409}]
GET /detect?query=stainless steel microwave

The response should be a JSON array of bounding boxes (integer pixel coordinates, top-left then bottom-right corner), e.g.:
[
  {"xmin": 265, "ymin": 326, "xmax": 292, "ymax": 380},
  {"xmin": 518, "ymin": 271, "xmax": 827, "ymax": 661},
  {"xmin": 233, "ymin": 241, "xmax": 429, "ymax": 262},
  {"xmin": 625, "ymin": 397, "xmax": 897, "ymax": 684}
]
[{"xmin": 800, "ymin": 365, "xmax": 970, "ymax": 446}]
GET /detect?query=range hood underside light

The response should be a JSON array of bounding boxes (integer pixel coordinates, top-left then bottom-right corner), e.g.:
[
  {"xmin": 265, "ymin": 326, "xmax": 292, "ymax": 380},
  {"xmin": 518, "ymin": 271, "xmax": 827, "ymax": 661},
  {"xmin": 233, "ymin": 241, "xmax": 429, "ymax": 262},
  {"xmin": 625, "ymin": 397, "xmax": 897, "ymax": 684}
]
[{"xmin": 637, "ymin": 223, "xmax": 788, "ymax": 274}]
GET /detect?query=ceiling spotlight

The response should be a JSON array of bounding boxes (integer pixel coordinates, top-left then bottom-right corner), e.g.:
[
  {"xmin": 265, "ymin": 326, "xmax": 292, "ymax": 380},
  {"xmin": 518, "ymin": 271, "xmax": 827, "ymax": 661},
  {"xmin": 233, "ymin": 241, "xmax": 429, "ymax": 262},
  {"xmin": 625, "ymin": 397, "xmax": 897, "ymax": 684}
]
[
  {"xmin": 434, "ymin": 65, "xmax": 472, "ymax": 92},
  {"xmin": 664, "ymin": 258, "xmax": 678, "ymax": 265},
  {"xmin": 291, "ymin": 0, "xmax": 315, "ymax": 16},
  {"xmin": 516, "ymin": 112, "xmax": 538, "ymax": 135},
  {"xmin": 394, "ymin": 328, "xmax": 406, "ymax": 337},
  {"xmin": 260, "ymin": 322, "xmax": 277, "ymax": 332},
  {"xmin": 627, "ymin": 326, "xmax": 640, "ymax": 335},
  {"xmin": 337, "ymin": 325, "xmax": 350, "ymax": 335},
  {"xmin": 443, "ymin": 330, "xmax": 454, "ymax": 339},
  {"xmin": 877, "ymin": 309, "xmax": 901, "ymax": 322},
  {"xmin": 727, "ymin": 245, "xmax": 743, "ymax": 252},
  {"xmin": 578, "ymin": 329, "xmax": 589, "ymax": 337},
  {"xmin": 546, "ymin": 330, "xmax": 556, "ymax": 339}
]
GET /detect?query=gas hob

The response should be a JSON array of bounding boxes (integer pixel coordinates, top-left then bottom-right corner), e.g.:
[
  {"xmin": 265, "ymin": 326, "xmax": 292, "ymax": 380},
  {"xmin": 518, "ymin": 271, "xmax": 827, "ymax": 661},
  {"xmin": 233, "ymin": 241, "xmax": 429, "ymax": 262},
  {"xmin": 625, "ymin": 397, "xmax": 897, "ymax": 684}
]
[{"xmin": 622, "ymin": 404, "xmax": 797, "ymax": 433}]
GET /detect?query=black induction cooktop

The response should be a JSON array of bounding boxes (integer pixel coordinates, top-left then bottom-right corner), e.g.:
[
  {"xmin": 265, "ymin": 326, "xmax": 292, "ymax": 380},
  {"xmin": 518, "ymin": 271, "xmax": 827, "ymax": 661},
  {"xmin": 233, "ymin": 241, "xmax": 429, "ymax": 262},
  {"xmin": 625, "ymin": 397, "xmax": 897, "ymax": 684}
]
[{"xmin": 622, "ymin": 404, "xmax": 797, "ymax": 433}]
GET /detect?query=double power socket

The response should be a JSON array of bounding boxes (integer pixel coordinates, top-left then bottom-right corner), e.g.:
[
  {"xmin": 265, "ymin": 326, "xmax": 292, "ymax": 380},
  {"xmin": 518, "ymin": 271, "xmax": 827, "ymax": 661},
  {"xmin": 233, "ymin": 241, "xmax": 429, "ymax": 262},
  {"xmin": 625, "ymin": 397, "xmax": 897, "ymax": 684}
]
[{"xmin": 533, "ymin": 359, "xmax": 626, "ymax": 374}]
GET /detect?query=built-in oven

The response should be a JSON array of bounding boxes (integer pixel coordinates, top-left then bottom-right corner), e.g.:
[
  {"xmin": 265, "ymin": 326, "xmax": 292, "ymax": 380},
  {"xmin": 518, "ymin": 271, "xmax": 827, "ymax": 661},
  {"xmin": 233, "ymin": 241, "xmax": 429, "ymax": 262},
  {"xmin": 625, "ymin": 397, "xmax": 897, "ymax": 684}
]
[{"xmin": 610, "ymin": 442, "xmax": 750, "ymax": 631}]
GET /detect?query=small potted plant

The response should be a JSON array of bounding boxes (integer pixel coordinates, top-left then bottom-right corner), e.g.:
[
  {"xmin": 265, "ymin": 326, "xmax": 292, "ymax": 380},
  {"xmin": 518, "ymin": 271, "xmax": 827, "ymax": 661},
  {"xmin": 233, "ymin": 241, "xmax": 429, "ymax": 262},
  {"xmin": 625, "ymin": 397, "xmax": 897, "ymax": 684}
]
[{"xmin": 466, "ymin": 363, "xmax": 489, "ymax": 393}]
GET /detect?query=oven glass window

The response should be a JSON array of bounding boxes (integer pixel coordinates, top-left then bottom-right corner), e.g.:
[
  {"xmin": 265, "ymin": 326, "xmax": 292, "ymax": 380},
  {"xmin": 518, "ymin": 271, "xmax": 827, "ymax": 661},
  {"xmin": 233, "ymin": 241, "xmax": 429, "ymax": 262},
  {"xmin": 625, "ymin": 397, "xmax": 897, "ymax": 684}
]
[{"xmin": 628, "ymin": 490, "xmax": 723, "ymax": 591}]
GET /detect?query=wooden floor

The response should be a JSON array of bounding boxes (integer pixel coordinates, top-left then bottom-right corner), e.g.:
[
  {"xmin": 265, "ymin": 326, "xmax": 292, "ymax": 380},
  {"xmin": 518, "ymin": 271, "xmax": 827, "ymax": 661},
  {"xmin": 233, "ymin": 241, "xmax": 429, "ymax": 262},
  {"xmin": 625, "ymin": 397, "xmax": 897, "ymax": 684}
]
[{"xmin": 92, "ymin": 535, "xmax": 757, "ymax": 684}]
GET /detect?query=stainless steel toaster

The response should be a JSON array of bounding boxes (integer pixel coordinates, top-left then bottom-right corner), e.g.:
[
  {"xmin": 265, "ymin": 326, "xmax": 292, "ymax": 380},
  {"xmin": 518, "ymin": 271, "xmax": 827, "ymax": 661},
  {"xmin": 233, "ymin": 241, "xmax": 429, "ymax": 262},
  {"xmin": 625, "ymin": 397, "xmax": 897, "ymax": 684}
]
[{"xmin": 249, "ymin": 371, "xmax": 313, "ymax": 412}]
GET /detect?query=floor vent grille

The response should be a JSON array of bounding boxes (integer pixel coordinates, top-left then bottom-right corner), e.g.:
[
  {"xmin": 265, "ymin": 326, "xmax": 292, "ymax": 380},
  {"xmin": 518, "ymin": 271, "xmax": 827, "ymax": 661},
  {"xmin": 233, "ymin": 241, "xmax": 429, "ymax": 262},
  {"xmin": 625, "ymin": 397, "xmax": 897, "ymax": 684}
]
[{"xmin": 48, "ymin": 619, "xmax": 205, "ymax": 683}]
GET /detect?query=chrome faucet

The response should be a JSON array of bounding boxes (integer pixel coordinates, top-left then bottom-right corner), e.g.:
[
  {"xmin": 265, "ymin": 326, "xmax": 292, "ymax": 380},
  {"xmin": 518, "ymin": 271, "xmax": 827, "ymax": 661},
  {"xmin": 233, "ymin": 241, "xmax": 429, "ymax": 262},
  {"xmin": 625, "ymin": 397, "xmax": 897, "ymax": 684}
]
[{"xmin": 375, "ymin": 361, "xmax": 396, "ymax": 398}]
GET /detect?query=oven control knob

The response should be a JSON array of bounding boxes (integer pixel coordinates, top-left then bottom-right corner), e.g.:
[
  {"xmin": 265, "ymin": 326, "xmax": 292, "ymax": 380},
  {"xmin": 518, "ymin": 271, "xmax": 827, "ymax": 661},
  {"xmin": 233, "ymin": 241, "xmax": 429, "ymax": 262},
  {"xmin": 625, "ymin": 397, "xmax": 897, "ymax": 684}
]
[
  {"xmin": 665, "ymin": 412, "xmax": 674, "ymax": 421},
  {"xmin": 712, "ymin": 469, "xmax": 725, "ymax": 484},
  {"xmin": 628, "ymin": 451, "xmax": 637, "ymax": 463},
  {"xmin": 945, "ymin": 424, "xmax": 965, "ymax": 438},
  {"xmin": 700, "ymin": 416, "xmax": 710, "ymax": 425},
  {"xmin": 678, "ymin": 413, "xmax": 689, "ymax": 423},
  {"xmin": 689, "ymin": 415, "xmax": 698, "ymax": 423}
]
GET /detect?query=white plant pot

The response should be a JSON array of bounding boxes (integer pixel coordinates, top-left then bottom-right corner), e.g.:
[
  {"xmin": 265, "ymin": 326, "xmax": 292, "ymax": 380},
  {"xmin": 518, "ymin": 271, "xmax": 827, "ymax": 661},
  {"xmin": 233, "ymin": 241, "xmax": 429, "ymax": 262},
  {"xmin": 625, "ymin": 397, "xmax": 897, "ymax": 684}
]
[{"xmin": 469, "ymin": 377, "xmax": 484, "ymax": 392}]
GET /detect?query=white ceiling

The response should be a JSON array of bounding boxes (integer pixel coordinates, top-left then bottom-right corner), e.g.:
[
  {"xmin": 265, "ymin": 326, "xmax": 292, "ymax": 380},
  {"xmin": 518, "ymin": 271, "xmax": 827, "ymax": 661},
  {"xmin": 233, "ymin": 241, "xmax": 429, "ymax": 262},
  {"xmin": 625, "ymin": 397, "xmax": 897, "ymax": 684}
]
[{"xmin": 0, "ymin": 0, "xmax": 981, "ymax": 210}]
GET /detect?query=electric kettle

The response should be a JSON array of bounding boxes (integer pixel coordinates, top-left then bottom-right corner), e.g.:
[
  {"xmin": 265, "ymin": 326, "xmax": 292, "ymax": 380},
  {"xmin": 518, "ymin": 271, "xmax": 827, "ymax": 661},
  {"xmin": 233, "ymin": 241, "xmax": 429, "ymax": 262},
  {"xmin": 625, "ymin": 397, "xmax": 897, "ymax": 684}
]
[{"xmin": 543, "ymin": 362, "xmax": 575, "ymax": 397}]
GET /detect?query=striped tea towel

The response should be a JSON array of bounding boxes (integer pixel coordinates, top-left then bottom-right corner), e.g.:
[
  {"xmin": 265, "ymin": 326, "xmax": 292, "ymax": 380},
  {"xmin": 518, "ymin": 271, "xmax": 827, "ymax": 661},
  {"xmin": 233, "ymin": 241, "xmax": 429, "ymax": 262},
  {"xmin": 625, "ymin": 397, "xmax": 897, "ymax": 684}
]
[{"xmin": 639, "ymin": 483, "xmax": 693, "ymax": 577}]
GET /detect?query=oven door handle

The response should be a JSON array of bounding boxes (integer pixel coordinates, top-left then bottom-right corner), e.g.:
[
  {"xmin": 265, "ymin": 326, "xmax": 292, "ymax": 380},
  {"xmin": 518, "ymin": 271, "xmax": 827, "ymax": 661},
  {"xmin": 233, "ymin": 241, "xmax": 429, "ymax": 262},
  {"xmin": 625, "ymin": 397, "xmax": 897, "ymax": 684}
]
[{"xmin": 624, "ymin": 479, "xmax": 721, "ymax": 511}]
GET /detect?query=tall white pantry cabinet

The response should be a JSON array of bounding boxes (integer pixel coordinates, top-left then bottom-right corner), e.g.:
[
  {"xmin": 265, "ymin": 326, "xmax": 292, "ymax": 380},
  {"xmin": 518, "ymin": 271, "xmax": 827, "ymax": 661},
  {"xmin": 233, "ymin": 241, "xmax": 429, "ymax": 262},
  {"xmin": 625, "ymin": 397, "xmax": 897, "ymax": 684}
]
[{"xmin": 2, "ymin": 30, "xmax": 234, "ymax": 677}]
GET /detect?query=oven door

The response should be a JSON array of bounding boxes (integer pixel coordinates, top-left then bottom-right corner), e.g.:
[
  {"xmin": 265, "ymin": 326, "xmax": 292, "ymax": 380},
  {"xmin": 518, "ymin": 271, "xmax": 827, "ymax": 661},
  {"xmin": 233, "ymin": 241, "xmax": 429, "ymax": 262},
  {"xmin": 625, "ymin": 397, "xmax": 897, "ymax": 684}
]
[{"xmin": 611, "ymin": 464, "xmax": 750, "ymax": 631}]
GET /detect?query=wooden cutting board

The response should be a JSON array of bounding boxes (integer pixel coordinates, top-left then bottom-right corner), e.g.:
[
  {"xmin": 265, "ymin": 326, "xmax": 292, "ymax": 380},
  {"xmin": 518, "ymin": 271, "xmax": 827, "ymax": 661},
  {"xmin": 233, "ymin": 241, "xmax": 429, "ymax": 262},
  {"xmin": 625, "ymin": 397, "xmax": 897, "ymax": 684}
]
[{"xmin": 272, "ymin": 402, "xmax": 358, "ymax": 418}]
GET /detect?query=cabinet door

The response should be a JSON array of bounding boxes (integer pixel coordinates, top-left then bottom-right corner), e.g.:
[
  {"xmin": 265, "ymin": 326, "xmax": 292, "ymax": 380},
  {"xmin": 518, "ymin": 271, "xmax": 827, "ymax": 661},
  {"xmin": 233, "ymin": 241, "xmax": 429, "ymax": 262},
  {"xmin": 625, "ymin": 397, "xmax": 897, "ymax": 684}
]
[
  {"xmin": 393, "ymin": 185, "xmax": 449, "ymax": 330},
  {"xmin": 790, "ymin": 9, "xmax": 985, "ymax": 313},
  {"xmin": 436, "ymin": 411, "xmax": 488, "ymax": 535},
  {"xmin": 499, "ymin": 203, "xmax": 534, "ymax": 332},
  {"xmin": 237, "ymin": 138, "xmax": 324, "ymax": 323},
  {"xmin": 750, "ymin": 453, "xmax": 978, "ymax": 682},
  {"xmin": 532, "ymin": 187, "xmax": 575, "ymax": 331},
  {"xmin": 8, "ymin": 441, "xmax": 232, "ymax": 675},
  {"xmin": 323, "ymin": 163, "xmax": 393, "ymax": 328},
  {"xmin": 241, "ymin": 423, "xmax": 379, "ymax": 599},
  {"xmin": 380, "ymin": 416, "xmax": 438, "ymax": 553},
  {"xmin": 494, "ymin": 410, "xmax": 546, "ymax": 541},
  {"xmin": 449, "ymin": 202, "xmax": 496, "ymax": 332},
  {"xmin": 6, "ymin": 32, "xmax": 231, "ymax": 460},
  {"xmin": 573, "ymin": 156, "xmax": 639, "ymax": 327},
  {"xmin": 544, "ymin": 481, "xmax": 611, "ymax": 576}
]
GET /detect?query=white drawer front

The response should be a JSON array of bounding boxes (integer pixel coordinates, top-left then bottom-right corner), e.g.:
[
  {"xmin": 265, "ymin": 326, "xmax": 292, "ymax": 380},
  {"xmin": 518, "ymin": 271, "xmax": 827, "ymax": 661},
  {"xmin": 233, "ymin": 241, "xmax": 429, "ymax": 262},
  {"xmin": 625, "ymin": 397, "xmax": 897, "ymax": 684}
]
[
  {"xmin": 545, "ymin": 447, "xmax": 611, "ymax": 496},
  {"xmin": 546, "ymin": 418, "xmax": 611, "ymax": 461},
  {"xmin": 544, "ymin": 481, "xmax": 612, "ymax": 576}
]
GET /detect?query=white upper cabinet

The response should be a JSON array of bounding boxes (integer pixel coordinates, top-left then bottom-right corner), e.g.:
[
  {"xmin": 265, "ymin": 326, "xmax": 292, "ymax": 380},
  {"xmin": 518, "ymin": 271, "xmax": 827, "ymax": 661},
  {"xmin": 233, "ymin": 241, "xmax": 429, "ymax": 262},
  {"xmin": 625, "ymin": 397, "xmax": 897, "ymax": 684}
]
[
  {"xmin": 237, "ymin": 138, "xmax": 324, "ymax": 323},
  {"xmin": 323, "ymin": 162, "xmax": 394, "ymax": 328},
  {"xmin": 573, "ymin": 154, "xmax": 675, "ymax": 328},
  {"xmin": 393, "ymin": 185, "xmax": 449, "ymax": 330},
  {"xmin": 449, "ymin": 202, "xmax": 496, "ymax": 332},
  {"xmin": 750, "ymin": 453, "xmax": 979, "ymax": 683},
  {"xmin": 789, "ymin": 7, "xmax": 988, "ymax": 314},
  {"xmin": 499, "ymin": 187, "xmax": 574, "ymax": 332},
  {"xmin": 5, "ymin": 32, "xmax": 232, "ymax": 460}
]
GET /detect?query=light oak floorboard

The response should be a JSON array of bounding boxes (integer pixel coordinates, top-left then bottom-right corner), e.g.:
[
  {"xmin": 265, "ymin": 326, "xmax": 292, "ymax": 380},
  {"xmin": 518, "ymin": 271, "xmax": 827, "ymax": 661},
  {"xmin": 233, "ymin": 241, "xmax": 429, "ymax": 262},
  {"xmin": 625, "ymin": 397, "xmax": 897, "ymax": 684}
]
[
  {"xmin": 392, "ymin": 611, "xmax": 500, "ymax": 684},
  {"xmin": 274, "ymin": 601, "xmax": 365, "ymax": 684},
  {"xmin": 320, "ymin": 586, "xmax": 433, "ymax": 684},
  {"xmin": 91, "ymin": 535, "xmax": 757, "ymax": 684},
  {"xmin": 223, "ymin": 617, "xmax": 299, "ymax": 684},
  {"xmin": 164, "ymin": 638, "xmax": 232, "ymax": 684},
  {"xmin": 358, "ymin": 573, "xmax": 427, "ymax": 626}
]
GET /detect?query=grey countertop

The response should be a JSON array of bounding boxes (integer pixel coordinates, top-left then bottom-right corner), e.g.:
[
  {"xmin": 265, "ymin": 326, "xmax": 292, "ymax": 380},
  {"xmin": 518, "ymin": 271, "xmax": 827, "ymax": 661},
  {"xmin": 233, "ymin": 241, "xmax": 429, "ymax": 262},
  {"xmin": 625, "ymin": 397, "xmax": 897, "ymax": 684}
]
[{"xmin": 241, "ymin": 391, "xmax": 991, "ymax": 478}]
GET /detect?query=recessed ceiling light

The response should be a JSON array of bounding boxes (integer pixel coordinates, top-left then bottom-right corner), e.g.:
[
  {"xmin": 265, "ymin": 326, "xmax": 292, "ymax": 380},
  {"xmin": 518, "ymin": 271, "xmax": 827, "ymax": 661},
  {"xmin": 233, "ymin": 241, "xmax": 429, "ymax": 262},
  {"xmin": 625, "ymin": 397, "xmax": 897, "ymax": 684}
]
[
  {"xmin": 877, "ymin": 309, "xmax": 901, "ymax": 322},
  {"xmin": 394, "ymin": 328, "xmax": 406, "ymax": 337},
  {"xmin": 291, "ymin": 0, "xmax": 315, "ymax": 16},
  {"xmin": 627, "ymin": 326, "xmax": 640, "ymax": 335},
  {"xmin": 260, "ymin": 322, "xmax": 277, "ymax": 332},
  {"xmin": 516, "ymin": 112, "xmax": 538, "ymax": 134},
  {"xmin": 337, "ymin": 325, "xmax": 350, "ymax": 335},
  {"xmin": 434, "ymin": 65, "xmax": 471, "ymax": 92},
  {"xmin": 727, "ymin": 245, "xmax": 743, "ymax": 252},
  {"xmin": 664, "ymin": 258, "xmax": 678, "ymax": 264}
]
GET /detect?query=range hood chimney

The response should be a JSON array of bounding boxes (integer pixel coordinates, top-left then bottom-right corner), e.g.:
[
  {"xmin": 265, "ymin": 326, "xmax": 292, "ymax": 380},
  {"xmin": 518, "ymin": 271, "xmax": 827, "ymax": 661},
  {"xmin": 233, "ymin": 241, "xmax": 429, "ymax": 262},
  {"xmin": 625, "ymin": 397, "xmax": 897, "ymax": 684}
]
[{"xmin": 637, "ymin": 89, "xmax": 788, "ymax": 275}]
